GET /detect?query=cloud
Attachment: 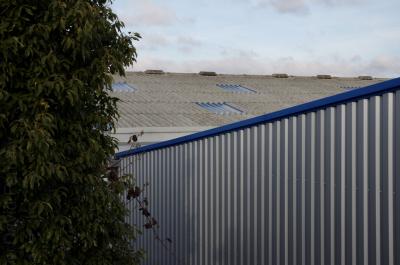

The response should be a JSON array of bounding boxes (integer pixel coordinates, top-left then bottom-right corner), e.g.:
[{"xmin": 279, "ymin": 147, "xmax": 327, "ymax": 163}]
[
  {"xmin": 115, "ymin": 0, "xmax": 178, "ymax": 27},
  {"xmin": 137, "ymin": 33, "xmax": 171, "ymax": 51},
  {"xmin": 362, "ymin": 55, "xmax": 400, "ymax": 77},
  {"xmin": 129, "ymin": 53, "xmax": 399, "ymax": 78},
  {"xmin": 252, "ymin": 0, "xmax": 366, "ymax": 14},
  {"xmin": 176, "ymin": 36, "xmax": 203, "ymax": 53},
  {"xmin": 265, "ymin": 0, "xmax": 309, "ymax": 14},
  {"xmin": 136, "ymin": 34, "xmax": 204, "ymax": 53},
  {"xmin": 177, "ymin": 36, "xmax": 203, "ymax": 47}
]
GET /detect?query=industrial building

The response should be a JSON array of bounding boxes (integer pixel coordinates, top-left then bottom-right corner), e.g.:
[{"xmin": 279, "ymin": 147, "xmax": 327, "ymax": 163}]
[{"xmin": 115, "ymin": 77, "xmax": 400, "ymax": 265}]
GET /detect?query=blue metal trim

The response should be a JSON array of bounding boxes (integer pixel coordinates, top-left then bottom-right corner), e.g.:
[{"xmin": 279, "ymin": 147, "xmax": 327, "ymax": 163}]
[{"xmin": 116, "ymin": 77, "xmax": 400, "ymax": 158}]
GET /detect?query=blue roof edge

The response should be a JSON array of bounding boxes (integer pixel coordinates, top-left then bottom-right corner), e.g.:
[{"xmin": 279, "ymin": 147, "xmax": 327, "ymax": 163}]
[{"xmin": 115, "ymin": 77, "xmax": 400, "ymax": 159}]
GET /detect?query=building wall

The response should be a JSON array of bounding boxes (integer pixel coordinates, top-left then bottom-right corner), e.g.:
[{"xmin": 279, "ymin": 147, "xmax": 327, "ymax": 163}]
[
  {"xmin": 118, "ymin": 82, "xmax": 400, "ymax": 265},
  {"xmin": 112, "ymin": 126, "xmax": 214, "ymax": 152}
]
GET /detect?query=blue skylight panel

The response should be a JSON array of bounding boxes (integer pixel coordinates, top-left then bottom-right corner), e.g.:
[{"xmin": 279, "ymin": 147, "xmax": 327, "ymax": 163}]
[
  {"xmin": 339, "ymin": 85, "xmax": 361, "ymax": 90},
  {"xmin": 112, "ymin": 82, "xmax": 136, "ymax": 92},
  {"xmin": 196, "ymin": 102, "xmax": 243, "ymax": 115},
  {"xmin": 216, "ymin": 84, "xmax": 256, "ymax": 93}
]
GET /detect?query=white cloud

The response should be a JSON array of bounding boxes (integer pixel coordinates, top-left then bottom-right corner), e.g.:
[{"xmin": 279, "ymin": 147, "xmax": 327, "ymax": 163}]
[
  {"xmin": 137, "ymin": 33, "xmax": 171, "ymax": 51},
  {"xmin": 115, "ymin": 0, "xmax": 177, "ymax": 27},
  {"xmin": 362, "ymin": 55, "xmax": 400, "ymax": 77},
  {"xmin": 252, "ymin": 0, "xmax": 367, "ymax": 14},
  {"xmin": 177, "ymin": 36, "xmax": 203, "ymax": 47},
  {"xmin": 129, "ymin": 53, "xmax": 399, "ymax": 78}
]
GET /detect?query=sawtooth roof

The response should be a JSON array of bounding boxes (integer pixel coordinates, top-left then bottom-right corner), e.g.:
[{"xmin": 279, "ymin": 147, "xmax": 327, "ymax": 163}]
[{"xmin": 111, "ymin": 72, "xmax": 385, "ymax": 128}]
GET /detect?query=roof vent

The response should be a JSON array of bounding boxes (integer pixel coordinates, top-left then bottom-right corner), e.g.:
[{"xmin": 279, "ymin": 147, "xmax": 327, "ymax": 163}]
[
  {"xmin": 272, "ymin": 73, "xmax": 288, "ymax": 78},
  {"xmin": 196, "ymin": 102, "xmax": 243, "ymax": 115},
  {"xmin": 216, "ymin": 84, "xmax": 256, "ymax": 93},
  {"xmin": 199, "ymin": 71, "xmax": 217, "ymax": 76},
  {"xmin": 144, "ymin": 69, "xmax": 164, "ymax": 74},
  {"xmin": 358, "ymin": 75, "xmax": 373, "ymax": 80},
  {"xmin": 317, "ymin": 74, "xmax": 332, "ymax": 79}
]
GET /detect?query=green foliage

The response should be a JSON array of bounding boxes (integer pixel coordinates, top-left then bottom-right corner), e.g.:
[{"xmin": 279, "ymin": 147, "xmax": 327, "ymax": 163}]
[{"xmin": 0, "ymin": 0, "xmax": 142, "ymax": 264}]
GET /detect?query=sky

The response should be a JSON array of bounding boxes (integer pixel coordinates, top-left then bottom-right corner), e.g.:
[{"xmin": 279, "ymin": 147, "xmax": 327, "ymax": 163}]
[{"xmin": 111, "ymin": 0, "xmax": 400, "ymax": 77}]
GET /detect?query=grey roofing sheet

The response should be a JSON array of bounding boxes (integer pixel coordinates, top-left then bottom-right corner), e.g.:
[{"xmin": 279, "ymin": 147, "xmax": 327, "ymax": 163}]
[{"xmin": 112, "ymin": 72, "xmax": 385, "ymax": 127}]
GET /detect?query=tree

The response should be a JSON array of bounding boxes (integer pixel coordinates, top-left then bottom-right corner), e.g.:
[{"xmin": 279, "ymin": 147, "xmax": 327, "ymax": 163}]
[{"xmin": 0, "ymin": 1, "xmax": 142, "ymax": 264}]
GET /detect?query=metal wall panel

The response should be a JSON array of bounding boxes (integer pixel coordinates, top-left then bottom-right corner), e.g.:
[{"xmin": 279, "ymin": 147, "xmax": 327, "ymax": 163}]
[{"xmin": 120, "ymin": 90, "xmax": 399, "ymax": 265}]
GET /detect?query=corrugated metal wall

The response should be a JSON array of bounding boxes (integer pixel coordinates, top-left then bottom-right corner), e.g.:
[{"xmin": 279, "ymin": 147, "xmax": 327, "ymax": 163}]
[{"xmin": 120, "ymin": 90, "xmax": 400, "ymax": 265}]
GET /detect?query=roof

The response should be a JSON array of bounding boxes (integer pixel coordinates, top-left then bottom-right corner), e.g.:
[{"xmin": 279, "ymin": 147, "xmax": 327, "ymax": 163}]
[
  {"xmin": 111, "ymin": 72, "xmax": 386, "ymax": 128},
  {"xmin": 115, "ymin": 76, "xmax": 400, "ymax": 159}
]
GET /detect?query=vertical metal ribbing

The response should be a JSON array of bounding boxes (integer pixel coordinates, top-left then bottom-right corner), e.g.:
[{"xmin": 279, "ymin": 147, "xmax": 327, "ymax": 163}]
[
  {"xmin": 339, "ymin": 104, "xmax": 346, "ymax": 265},
  {"xmin": 391, "ymin": 93, "xmax": 396, "ymax": 265},
  {"xmin": 172, "ymin": 148, "xmax": 177, "ymax": 263},
  {"xmin": 202, "ymin": 139, "xmax": 207, "ymax": 265},
  {"xmin": 154, "ymin": 151, "xmax": 158, "ymax": 261},
  {"xmin": 166, "ymin": 148, "xmax": 171, "ymax": 265},
  {"xmin": 382, "ymin": 93, "xmax": 395, "ymax": 265},
  {"xmin": 194, "ymin": 141, "xmax": 199, "ymax": 265},
  {"xmin": 300, "ymin": 114, "xmax": 306, "ymax": 265},
  {"xmin": 195, "ymin": 140, "xmax": 200, "ymax": 265},
  {"xmin": 163, "ymin": 150, "xmax": 167, "ymax": 263},
  {"xmin": 315, "ymin": 110, "xmax": 326, "ymax": 264},
  {"xmin": 245, "ymin": 128, "xmax": 251, "ymax": 265},
  {"xmin": 220, "ymin": 135, "xmax": 226, "ymax": 264},
  {"xmin": 182, "ymin": 144, "xmax": 187, "ymax": 264},
  {"xmin": 170, "ymin": 148, "xmax": 175, "ymax": 265},
  {"xmin": 290, "ymin": 116, "xmax": 297, "ymax": 265},
  {"xmin": 310, "ymin": 112, "xmax": 316, "ymax": 265},
  {"xmin": 359, "ymin": 99, "xmax": 369, "ymax": 265},
  {"xmin": 274, "ymin": 121, "xmax": 282, "ymax": 265},
  {"xmin": 344, "ymin": 102, "xmax": 356, "ymax": 265},
  {"xmin": 239, "ymin": 130, "xmax": 244, "ymax": 265},
  {"xmin": 260, "ymin": 124, "xmax": 266, "ymax": 265},
  {"xmin": 179, "ymin": 145, "xmax": 184, "ymax": 262},
  {"xmin": 233, "ymin": 131, "xmax": 238, "ymax": 265},
  {"xmin": 305, "ymin": 113, "xmax": 312, "ymax": 265},
  {"xmin": 335, "ymin": 104, "xmax": 343, "ymax": 265},
  {"xmin": 255, "ymin": 126, "xmax": 262, "ymax": 264},
  {"xmin": 122, "ymin": 89, "xmax": 398, "ymax": 265},
  {"xmin": 157, "ymin": 150, "xmax": 162, "ymax": 260},
  {"xmin": 145, "ymin": 152, "xmax": 150, "ymax": 258},
  {"xmin": 327, "ymin": 106, "xmax": 335, "ymax": 265},
  {"xmin": 215, "ymin": 136, "xmax": 221, "ymax": 264},
  {"xmin": 211, "ymin": 136, "xmax": 216, "ymax": 265},
  {"xmin": 368, "ymin": 97, "xmax": 377, "ymax": 265},
  {"xmin": 133, "ymin": 155, "xmax": 139, "ymax": 246},
  {"xmin": 207, "ymin": 137, "xmax": 213, "ymax": 265},
  {"xmin": 252, "ymin": 127, "xmax": 258, "ymax": 265},
  {"xmin": 147, "ymin": 152, "xmax": 151, "ymax": 258},
  {"xmin": 272, "ymin": 123, "xmax": 277, "ymax": 265},
  {"xmin": 282, "ymin": 119, "xmax": 289, "ymax": 265},
  {"xmin": 226, "ymin": 133, "xmax": 232, "ymax": 265},
  {"xmin": 187, "ymin": 143, "xmax": 193, "ymax": 265},
  {"xmin": 351, "ymin": 102, "xmax": 357, "ymax": 265},
  {"xmin": 267, "ymin": 123, "xmax": 273, "ymax": 265},
  {"xmin": 394, "ymin": 90, "xmax": 400, "ymax": 265},
  {"xmin": 374, "ymin": 96, "xmax": 382, "ymax": 265}
]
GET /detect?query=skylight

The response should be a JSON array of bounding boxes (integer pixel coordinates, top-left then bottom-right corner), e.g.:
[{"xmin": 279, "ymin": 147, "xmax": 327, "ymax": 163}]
[
  {"xmin": 216, "ymin": 84, "xmax": 256, "ymax": 93},
  {"xmin": 196, "ymin": 102, "xmax": 244, "ymax": 115},
  {"xmin": 112, "ymin": 82, "xmax": 136, "ymax": 92},
  {"xmin": 339, "ymin": 85, "xmax": 361, "ymax": 90}
]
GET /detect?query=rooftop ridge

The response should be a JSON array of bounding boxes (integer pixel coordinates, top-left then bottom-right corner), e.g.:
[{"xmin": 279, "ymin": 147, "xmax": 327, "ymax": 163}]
[{"xmin": 124, "ymin": 71, "xmax": 386, "ymax": 79}]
